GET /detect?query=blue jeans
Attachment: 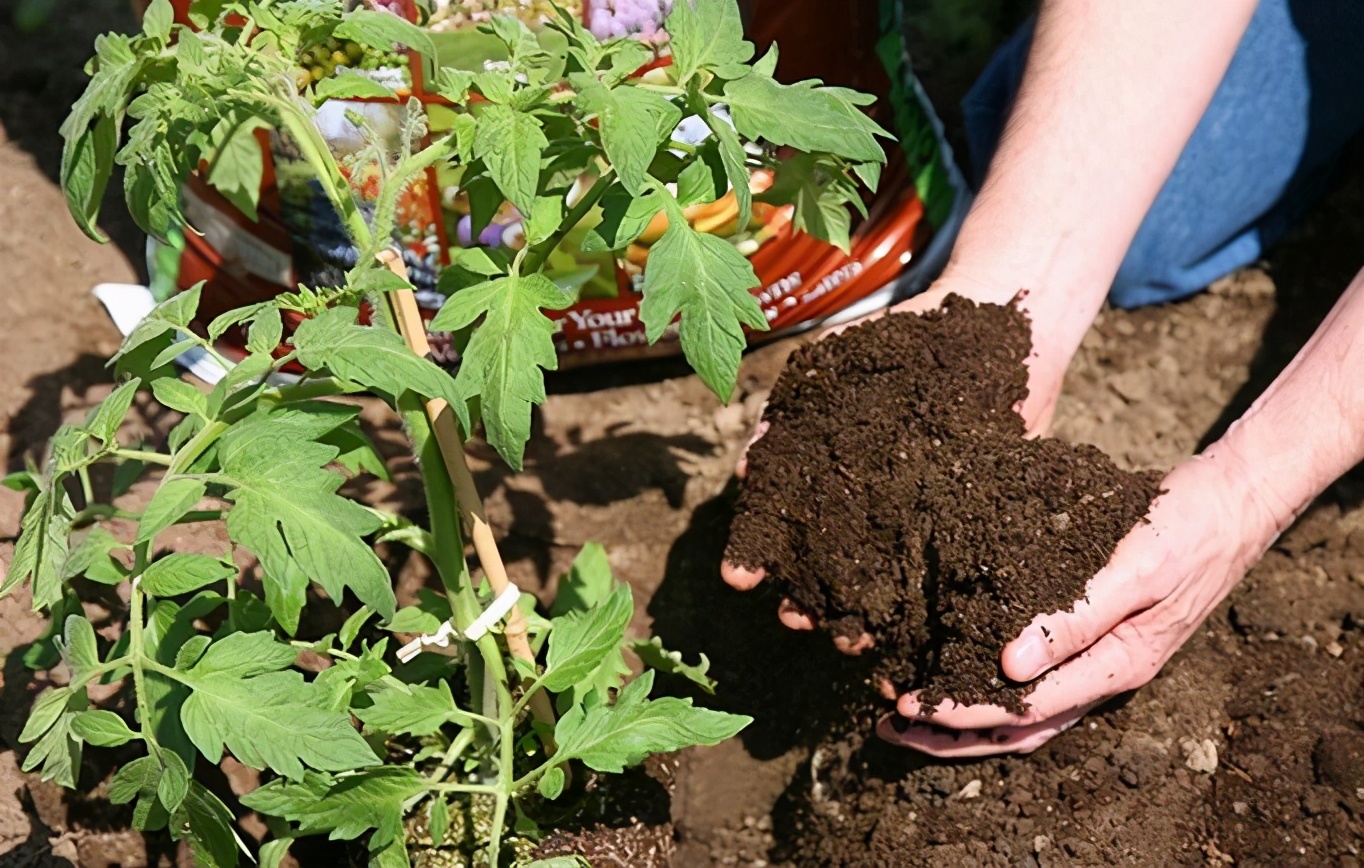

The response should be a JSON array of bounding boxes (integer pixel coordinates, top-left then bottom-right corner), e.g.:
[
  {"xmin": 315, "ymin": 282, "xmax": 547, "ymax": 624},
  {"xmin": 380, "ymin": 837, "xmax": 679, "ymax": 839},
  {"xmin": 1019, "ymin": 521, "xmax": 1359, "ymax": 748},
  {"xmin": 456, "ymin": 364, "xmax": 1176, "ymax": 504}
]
[{"xmin": 962, "ymin": 0, "xmax": 1364, "ymax": 309}]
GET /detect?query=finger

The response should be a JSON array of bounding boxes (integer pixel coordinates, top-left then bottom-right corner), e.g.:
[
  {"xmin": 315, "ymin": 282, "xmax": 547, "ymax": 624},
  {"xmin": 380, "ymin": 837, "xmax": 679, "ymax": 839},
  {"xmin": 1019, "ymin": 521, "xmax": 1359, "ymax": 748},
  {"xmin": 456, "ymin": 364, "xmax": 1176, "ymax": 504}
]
[
  {"xmin": 734, "ymin": 420, "xmax": 770, "ymax": 479},
  {"xmin": 879, "ymin": 679, "xmax": 898, "ymax": 701},
  {"xmin": 900, "ymin": 629, "xmax": 1142, "ymax": 729},
  {"xmin": 832, "ymin": 632, "xmax": 875, "ymax": 655},
  {"xmin": 877, "ymin": 701, "xmax": 1100, "ymax": 758},
  {"xmin": 778, "ymin": 598, "xmax": 816, "ymax": 630},
  {"xmin": 1001, "ymin": 535, "xmax": 1162, "ymax": 682},
  {"xmin": 721, "ymin": 561, "xmax": 766, "ymax": 591}
]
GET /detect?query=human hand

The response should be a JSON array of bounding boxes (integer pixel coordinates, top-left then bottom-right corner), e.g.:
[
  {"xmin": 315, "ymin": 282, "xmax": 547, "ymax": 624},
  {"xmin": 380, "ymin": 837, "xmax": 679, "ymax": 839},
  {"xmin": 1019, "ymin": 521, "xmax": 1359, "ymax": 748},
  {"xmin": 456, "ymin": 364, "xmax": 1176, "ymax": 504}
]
[
  {"xmin": 877, "ymin": 450, "xmax": 1281, "ymax": 755},
  {"xmin": 720, "ymin": 272, "xmax": 1070, "ymax": 652}
]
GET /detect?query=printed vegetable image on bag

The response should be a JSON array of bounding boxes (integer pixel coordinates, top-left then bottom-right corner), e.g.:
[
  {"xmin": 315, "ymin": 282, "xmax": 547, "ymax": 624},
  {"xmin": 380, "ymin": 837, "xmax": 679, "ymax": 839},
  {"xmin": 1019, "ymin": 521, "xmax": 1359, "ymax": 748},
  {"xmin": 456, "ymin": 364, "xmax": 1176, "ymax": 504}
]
[{"xmin": 160, "ymin": 0, "xmax": 969, "ymax": 371}]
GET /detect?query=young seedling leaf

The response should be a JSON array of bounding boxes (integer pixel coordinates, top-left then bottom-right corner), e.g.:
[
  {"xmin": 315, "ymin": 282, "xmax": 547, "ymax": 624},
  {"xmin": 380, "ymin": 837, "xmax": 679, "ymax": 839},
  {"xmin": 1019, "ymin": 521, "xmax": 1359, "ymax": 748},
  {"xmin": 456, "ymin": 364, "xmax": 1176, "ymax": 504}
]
[
  {"xmin": 554, "ymin": 671, "xmax": 751, "ymax": 773},
  {"xmin": 170, "ymin": 780, "xmax": 251, "ymax": 867},
  {"xmin": 537, "ymin": 766, "xmax": 566, "ymax": 800},
  {"xmin": 112, "ymin": 283, "xmax": 202, "ymax": 365},
  {"xmin": 70, "ymin": 710, "xmax": 138, "ymax": 747},
  {"xmin": 354, "ymin": 681, "xmax": 460, "ymax": 737},
  {"xmin": 579, "ymin": 82, "xmax": 681, "ymax": 196},
  {"xmin": 292, "ymin": 307, "xmax": 469, "ymax": 436},
  {"xmin": 429, "ymin": 273, "xmax": 571, "ymax": 469},
  {"xmin": 4, "ymin": 485, "xmax": 75, "ymax": 611},
  {"xmin": 150, "ymin": 378, "xmax": 207, "ymax": 417},
  {"xmin": 542, "ymin": 583, "xmax": 633, "ymax": 692},
  {"xmin": 630, "ymin": 636, "xmax": 716, "ymax": 693},
  {"xmin": 550, "ymin": 541, "xmax": 614, "ymax": 617},
  {"xmin": 241, "ymin": 768, "xmax": 426, "ymax": 845},
  {"xmin": 333, "ymin": 9, "xmax": 436, "ymax": 59},
  {"xmin": 138, "ymin": 478, "xmax": 208, "ymax": 544},
  {"xmin": 63, "ymin": 614, "xmax": 100, "ymax": 679},
  {"xmin": 639, "ymin": 220, "xmax": 767, "ymax": 400},
  {"xmin": 665, "ymin": 0, "xmax": 754, "ymax": 83},
  {"xmin": 179, "ymin": 634, "xmax": 377, "ymax": 779},
  {"xmin": 580, "ymin": 186, "xmax": 664, "ymax": 253},
  {"xmin": 141, "ymin": 554, "xmax": 235, "ymax": 597},
  {"xmin": 472, "ymin": 103, "xmax": 547, "ymax": 217},
  {"xmin": 207, "ymin": 115, "xmax": 268, "ymax": 221},
  {"xmin": 220, "ymin": 407, "xmax": 397, "ymax": 631},
  {"xmin": 722, "ymin": 75, "xmax": 888, "ymax": 163}
]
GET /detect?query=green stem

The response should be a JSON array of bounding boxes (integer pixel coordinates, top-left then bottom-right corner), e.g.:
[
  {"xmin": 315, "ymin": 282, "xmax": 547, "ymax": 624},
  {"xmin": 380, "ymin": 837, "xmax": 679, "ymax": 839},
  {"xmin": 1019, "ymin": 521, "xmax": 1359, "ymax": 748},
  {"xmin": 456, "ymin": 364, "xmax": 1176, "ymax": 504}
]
[
  {"xmin": 430, "ymin": 782, "xmax": 501, "ymax": 795},
  {"xmin": 77, "ymin": 467, "xmax": 94, "ymax": 506},
  {"xmin": 510, "ymin": 672, "xmax": 548, "ymax": 720},
  {"xmin": 667, "ymin": 139, "xmax": 698, "ymax": 155},
  {"xmin": 488, "ymin": 717, "xmax": 514, "ymax": 867},
  {"xmin": 520, "ymin": 169, "xmax": 615, "ymax": 275},
  {"xmin": 113, "ymin": 448, "xmax": 174, "ymax": 466},
  {"xmin": 128, "ymin": 577, "xmax": 160, "ymax": 746},
  {"xmin": 71, "ymin": 504, "xmax": 140, "ymax": 528},
  {"xmin": 427, "ymin": 727, "xmax": 479, "ymax": 785},
  {"xmin": 509, "ymin": 758, "xmax": 557, "ymax": 794}
]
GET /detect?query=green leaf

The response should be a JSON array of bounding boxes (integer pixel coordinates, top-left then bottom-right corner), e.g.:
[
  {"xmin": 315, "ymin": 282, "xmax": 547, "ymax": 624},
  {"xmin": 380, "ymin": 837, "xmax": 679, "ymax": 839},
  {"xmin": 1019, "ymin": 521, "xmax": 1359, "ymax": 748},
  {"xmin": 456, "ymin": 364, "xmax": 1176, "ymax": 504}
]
[
  {"xmin": 580, "ymin": 83, "xmax": 680, "ymax": 196},
  {"xmin": 246, "ymin": 306, "xmax": 284, "ymax": 355},
  {"xmin": 666, "ymin": 0, "xmax": 754, "ymax": 83},
  {"xmin": 174, "ymin": 635, "xmax": 212, "ymax": 671},
  {"xmin": 207, "ymin": 115, "xmax": 268, "ymax": 221},
  {"xmin": 758, "ymin": 152, "xmax": 854, "ymax": 252},
  {"xmin": 292, "ymin": 307, "xmax": 467, "ymax": 434},
  {"xmin": 108, "ymin": 753, "xmax": 173, "ymax": 831},
  {"xmin": 150, "ymin": 338, "xmax": 199, "ymax": 370},
  {"xmin": 472, "ymin": 103, "xmax": 547, "ymax": 217},
  {"xmin": 334, "ymin": 9, "xmax": 436, "ymax": 59},
  {"xmin": 20, "ymin": 689, "xmax": 86, "ymax": 787},
  {"xmin": 537, "ymin": 766, "xmax": 565, "ymax": 800},
  {"xmin": 154, "ymin": 743, "xmax": 191, "ymax": 812},
  {"xmin": 259, "ymin": 839, "xmax": 293, "ymax": 868},
  {"xmin": 181, "ymin": 630, "xmax": 298, "ymax": 679},
  {"xmin": 4, "ymin": 485, "xmax": 75, "ymax": 611},
  {"xmin": 321, "ymin": 419, "xmax": 391, "ymax": 481},
  {"xmin": 550, "ymin": 542, "xmax": 614, "ymax": 617},
  {"xmin": 702, "ymin": 112, "xmax": 751, "ymax": 227},
  {"xmin": 142, "ymin": 0, "xmax": 173, "ymax": 40},
  {"xmin": 543, "ymin": 583, "xmax": 633, "ymax": 693},
  {"xmin": 151, "ymin": 378, "xmax": 207, "ymax": 418},
  {"xmin": 219, "ymin": 404, "xmax": 397, "ymax": 632},
  {"xmin": 525, "ymin": 195, "xmax": 563, "ymax": 246},
  {"xmin": 631, "ymin": 636, "xmax": 716, "ymax": 693},
  {"xmin": 170, "ymin": 781, "xmax": 250, "ymax": 867},
  {"xmin": 554, "ymin": 671, "xmax": 751, "ymax": 773},
  {"xmin": 354, "ymin": 681, "xmax": 460, "ymax": 737},
  {"xmin": 580, "ymin": 187, "xmax": 663, "ymax": 253},
  {"xmin": 207, "ymin": 302, "xmax": 270, "ymax": 342},
  {"xmin": 339, "ymin": 606, "xmax": 374, "ymax": 650},
  {"xmin": 61, "ymin": 112, "xmax": 117, "ymax": 243},
  {"xmin": 20, "ymin": 686, "xmax": 74, "ymax": 744},
  {"xmin": 429, "ymin": 273, "xmax": 571, "ymax": 469},
  {"xmin": 314, "ymin": 642, "xmax": 390, "ymax": 712},
  {"xmin": 639, "ymin": 220, "xmax": 766, "ymax": 399},
  {"xmin": 179, "ymin": 633, "xmax": 376, "ymax": 779},
  {"xmin": 138, "ymin": 478, "xmax": 207, "ymax": 544},
  {"xmin": 315, "ymin": 72, "xmax": 395, "ymax": 101},
  {"xmin": 142, "ymin": 553, "xmax": 235, "ymax": 597},
  {"xmin": 383, "ymin": 606, "xmax": 444, "ymax": 635},
  {"xmin": 428, "ymin": 794, "xmax": 450, "ymax": 845},
  {"xmin": 112, "ymin": 284, "xmax": 201, "ymax": 365},
  {"xmin": 722, "ymin": 75, "xmax": 887, "ymax": 163},
  {"xmin": 62, "ymin": 527, "xmax": 127, "ymax": 585},
  {"xmin": 63, "ymin": 614, "xmax": 100, "ymax": 678},
  {"xmin": 70, "ymin": 710, "xmax": 138, "ymax": 747},
  {"xmin": 677, "ymin": 154, "xmax": 726, "ymax": 209},
  {"xmin": 241, "ymin": 768, "xmax": 426, "ymax": 845}
]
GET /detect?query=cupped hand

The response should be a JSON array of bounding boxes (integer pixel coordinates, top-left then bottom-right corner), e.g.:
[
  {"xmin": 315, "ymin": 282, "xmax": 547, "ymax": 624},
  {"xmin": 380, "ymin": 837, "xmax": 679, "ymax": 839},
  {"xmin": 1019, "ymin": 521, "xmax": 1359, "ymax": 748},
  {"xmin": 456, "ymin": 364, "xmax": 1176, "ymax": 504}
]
[
  {"xmin": 879, "ymin": 450, "xmax": 1282, "ymax": 756},
  {"xmin": 721, "ymin": 277, "xmax": 1065, "ymax": 654}
]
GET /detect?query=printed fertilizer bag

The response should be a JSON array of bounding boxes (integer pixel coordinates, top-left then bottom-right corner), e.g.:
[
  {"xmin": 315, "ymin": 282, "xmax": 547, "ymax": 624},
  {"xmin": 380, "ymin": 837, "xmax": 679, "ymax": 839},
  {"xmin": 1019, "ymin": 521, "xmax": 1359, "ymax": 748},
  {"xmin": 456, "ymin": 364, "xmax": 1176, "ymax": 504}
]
[{"xmin": 152, "ymin": 0, "xmax": 969, "ymax": 371}]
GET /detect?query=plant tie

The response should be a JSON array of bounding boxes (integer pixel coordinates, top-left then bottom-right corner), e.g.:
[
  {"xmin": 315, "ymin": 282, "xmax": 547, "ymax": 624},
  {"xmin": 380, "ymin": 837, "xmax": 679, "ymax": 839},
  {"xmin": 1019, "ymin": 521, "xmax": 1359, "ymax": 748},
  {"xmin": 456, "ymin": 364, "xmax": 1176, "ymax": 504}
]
[{"xmin": 396, "ymin": 582, "xmax": 522, "ymax": 663}]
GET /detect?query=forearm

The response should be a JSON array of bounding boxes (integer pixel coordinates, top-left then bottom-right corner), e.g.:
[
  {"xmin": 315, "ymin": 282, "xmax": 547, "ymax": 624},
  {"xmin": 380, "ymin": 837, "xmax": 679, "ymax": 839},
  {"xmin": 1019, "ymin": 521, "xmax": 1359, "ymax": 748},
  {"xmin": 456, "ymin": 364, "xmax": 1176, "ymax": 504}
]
[
  {"xmin": 944, "ymin": 0, "xmax": 1258, "ymax": 386},
  {"xmin": 1211, "ymin": 267, "xmax": 1364, "ymax": 535}
]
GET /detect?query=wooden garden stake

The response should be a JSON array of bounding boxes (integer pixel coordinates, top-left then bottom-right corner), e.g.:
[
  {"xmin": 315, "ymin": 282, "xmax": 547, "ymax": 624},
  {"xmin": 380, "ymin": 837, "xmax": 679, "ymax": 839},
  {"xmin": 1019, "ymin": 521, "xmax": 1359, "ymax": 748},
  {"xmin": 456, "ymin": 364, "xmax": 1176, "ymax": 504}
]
[{"xmin": 378, "ymin": 250, "xmax": 558, "ymax": 740}]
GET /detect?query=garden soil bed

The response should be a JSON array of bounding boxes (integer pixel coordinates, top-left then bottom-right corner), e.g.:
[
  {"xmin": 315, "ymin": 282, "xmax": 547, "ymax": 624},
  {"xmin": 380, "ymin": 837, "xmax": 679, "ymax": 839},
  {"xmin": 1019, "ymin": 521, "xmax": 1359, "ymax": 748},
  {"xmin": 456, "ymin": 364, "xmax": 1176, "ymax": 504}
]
[{"xmin": 5, "ymin": 3, "xmax": 1364, "ymax": 865}]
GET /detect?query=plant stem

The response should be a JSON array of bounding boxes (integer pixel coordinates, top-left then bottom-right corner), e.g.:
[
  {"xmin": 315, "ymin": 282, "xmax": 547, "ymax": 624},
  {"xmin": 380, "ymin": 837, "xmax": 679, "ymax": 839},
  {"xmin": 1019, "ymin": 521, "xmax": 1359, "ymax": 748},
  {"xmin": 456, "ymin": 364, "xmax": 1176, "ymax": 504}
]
[
  {"xmin": 427, "ymin": 727, "xmax": 478, "ymax": 785},
  {"xmin": 429, "ymin": 782, "xmax": 500, "ymax": 796},
  {"xmin": 520, "ymin": 169, "xmax": 615, "ymax": 275},
  {"xmin": 487, "ymin": 717, "xmax": 515, "ymax": 867},
  {"xmin": 128, "ymin": 576, "xmax": 160, "ymax": 746},
  {"xmin": 77, "ymin": 467, "xmax": 94, "ymax": 506},
  {"xmin": 113, "ymin": 448, "xmax": 174, "ymax": 466}
]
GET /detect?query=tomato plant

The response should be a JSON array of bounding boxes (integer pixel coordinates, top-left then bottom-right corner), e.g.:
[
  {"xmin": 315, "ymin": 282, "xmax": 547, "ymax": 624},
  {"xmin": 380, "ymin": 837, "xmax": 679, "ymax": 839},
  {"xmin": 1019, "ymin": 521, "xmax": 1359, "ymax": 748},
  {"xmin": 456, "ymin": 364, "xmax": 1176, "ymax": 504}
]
[{"xmin": 5, "ymin": 0, "xmax": 886, "ymax": 864}]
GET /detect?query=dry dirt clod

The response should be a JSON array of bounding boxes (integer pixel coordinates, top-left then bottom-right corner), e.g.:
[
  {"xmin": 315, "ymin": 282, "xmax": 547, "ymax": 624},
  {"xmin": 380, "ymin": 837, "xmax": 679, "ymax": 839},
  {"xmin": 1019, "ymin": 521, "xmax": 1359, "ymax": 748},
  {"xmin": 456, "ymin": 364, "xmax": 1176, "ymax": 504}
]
[{"xmin": 1182, "ymin": 738, "xmax": 1219, "ymax": 774}]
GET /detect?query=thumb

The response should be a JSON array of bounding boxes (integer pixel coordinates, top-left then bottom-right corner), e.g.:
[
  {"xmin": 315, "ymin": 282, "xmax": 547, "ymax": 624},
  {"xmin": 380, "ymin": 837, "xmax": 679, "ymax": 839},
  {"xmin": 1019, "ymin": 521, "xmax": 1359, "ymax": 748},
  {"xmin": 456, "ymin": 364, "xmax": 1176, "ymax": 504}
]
[{"xmin": 1001, "ymin": 541, "xmax": 1160, "ymax": 682}]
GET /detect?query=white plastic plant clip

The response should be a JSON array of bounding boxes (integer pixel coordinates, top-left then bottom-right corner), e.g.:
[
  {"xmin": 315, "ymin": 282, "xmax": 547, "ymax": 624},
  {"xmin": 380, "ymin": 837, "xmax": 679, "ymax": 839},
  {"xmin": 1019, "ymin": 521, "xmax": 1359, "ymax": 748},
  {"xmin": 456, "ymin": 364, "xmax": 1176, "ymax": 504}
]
[{"xmin": 395, "ymin": 583, "xmax": 522, "ymax": 664}]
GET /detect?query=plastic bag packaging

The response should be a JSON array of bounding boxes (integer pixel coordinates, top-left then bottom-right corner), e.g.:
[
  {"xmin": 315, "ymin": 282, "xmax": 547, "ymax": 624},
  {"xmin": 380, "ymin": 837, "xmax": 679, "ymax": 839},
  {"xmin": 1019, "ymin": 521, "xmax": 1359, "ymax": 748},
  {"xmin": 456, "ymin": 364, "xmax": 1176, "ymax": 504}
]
[{"xmin": 155, "ymin": 0, "xmax": 971, "ymax": 370}]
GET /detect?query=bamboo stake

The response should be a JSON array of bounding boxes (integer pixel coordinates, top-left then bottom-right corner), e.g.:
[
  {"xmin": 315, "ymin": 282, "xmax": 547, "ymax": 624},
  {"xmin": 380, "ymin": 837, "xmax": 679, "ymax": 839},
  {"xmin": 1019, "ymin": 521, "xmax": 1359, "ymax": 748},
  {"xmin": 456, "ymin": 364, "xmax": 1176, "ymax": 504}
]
[{"xmin": 377, "ymin": 251, "xmax": 557, "ymax": 740}]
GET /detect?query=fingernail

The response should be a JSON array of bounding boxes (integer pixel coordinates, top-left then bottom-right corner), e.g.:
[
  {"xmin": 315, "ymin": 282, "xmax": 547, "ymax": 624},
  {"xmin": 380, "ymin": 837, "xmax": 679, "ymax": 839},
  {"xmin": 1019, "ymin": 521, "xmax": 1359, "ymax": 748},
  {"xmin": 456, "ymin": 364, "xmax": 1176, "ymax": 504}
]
[{"xmin": 1010, "ymin": 632, "xmax": 1050, "ymax": 681}]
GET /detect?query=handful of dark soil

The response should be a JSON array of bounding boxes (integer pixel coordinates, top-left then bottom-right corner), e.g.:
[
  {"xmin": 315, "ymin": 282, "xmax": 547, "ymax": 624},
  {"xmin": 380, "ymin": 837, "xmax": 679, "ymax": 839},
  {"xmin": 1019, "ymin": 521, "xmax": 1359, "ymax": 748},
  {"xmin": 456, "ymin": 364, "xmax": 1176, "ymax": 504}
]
[{"xmin": 726, "ymin": 297, "xmax": 1163, "ymax": 713}]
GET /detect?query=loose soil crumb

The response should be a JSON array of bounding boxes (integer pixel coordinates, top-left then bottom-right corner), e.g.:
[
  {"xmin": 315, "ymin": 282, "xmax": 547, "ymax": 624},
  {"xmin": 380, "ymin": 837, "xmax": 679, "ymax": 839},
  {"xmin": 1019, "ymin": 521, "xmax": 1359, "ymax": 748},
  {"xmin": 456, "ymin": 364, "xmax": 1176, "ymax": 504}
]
[{"xmin": 726, "ymin": 297, "xmax": 1162, "ymax": 711}]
